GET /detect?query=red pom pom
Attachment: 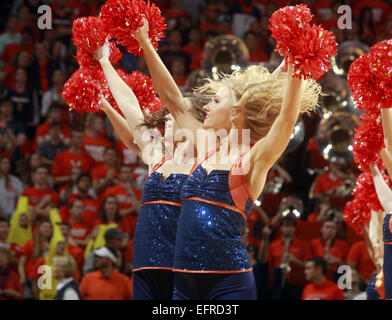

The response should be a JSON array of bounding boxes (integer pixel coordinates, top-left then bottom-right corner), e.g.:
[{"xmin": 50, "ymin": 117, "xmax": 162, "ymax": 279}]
[
  {"xmin": 118, "ymin": 70, "xmax": 163, "ymax": 113},
  {"xmin": 100, "ymin": 0, "xmax": 166, "ymax": 56},
  {"xmin": 343, "ymin": 197, "xmax": 369, "ymax": 236},
  {"xmin": 353, "ymin": 170, "xmax": 384, "ymax": 213},
  {"xmin": 76, "ymin": 41, "xmax": 123, "ymax": 70},
  {"xmin": 62, "ymin": 68, "xmax": 102, "ymax": 113},
  {"xmin": 269, "ymin": 5, "xmax": 337, "ymax": 79},
  {"xmin": 72, "ymin": 17, "xmax": 107, "ymax": 54},
  {"xmin": 353, "ymin": 115, "xmax": 384, "ymax": 171}
]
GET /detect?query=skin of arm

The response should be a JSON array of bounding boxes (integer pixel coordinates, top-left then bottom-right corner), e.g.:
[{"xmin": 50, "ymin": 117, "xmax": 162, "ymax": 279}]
[
  {"xmin": 380, "ymin": 148, "xmax": 392, "ymax": 180},
  {"xmin": 247, "ymin": 65, "xmax": 304, "ymax": 200},
  {"xmin": 18, "ymin": 255, "xmax": 27, "ymax": 285},
  {"xmin": 370, "ymin": 163, "xmax": 392, "ymax": 213},
  {"xmin": 95, "ymin": 46, "xmax": 150, "ymax": 153},
  {"xmin": 381, "ymin": 108, "xmax": 392, "ymax": 152}
]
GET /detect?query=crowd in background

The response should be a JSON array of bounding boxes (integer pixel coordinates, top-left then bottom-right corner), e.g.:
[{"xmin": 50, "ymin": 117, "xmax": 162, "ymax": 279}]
[{"xmin": 0, "ymin": 0, "xmax": 391, "ymax": 300}]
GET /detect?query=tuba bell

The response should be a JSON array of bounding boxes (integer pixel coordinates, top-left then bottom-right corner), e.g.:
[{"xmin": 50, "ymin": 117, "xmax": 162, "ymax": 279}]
[{"xmin": 201, "ymin": 35, "xmax": 250, "ymax": 80}]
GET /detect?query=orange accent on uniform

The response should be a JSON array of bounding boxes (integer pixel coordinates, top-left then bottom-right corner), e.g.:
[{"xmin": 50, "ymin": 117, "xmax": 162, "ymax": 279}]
[
  {"xmin": 79, "ymin": 269, "xmax": 132, "ymax": 300},
  {"xmin": 172, "ymin": 268, "xmax": 253, "ymax": 274},
  {"xmin": 140, "ymin": 200, "xmax": 181, "ymax": 207}
]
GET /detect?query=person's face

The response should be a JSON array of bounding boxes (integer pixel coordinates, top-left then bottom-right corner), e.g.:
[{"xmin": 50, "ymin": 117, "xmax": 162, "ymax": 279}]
[
  {"xmin": 321, "ymin": 221, "xmax": 338, "ymax": 240},
  {"xmin": 106, "ymin": 237, "xmax": 122, "ymax": 250},
  {"xmin": 56, "ymin": 241, "xmax": 66, "ymax": 255},
  {"xmin": 202, "ymin": 86, "xmax": 233, "ymax": 132},
  {"xmin": 280, "ymin": 222, "xmax": 296, "ymax": 238},
  {"xmin": 30, "ymin": 153, "xmax": 41, "ymax": 168},
  {"xmin": 70, "ymin": 201, "xmax": 84, "ymax": 220},
  {"xmin": 0, "ymin": 221, "xmax": 9, "ymax": 240},
  {"xmin": 70, "ymin": 167, "xmax": 82, "ymax": 182},
  {"xmin": 304, "ymin": 261, "xmax": 318, "ymax": 282},
  {"xmin": 6, "ymin": 17, "xmax": 17, "ymax": 33},
  {"xmin": 70, "ymin": 132, "xmax": 84, "ymax": 149},
  {"xmin": 59, "ymin": 224, "xmax": 70, "ymax": 238},
  {"xmin": 0, "ymin": 157, "xmax": 10, "ymax": 175},
  {"xmin": 52, "ymin": 263, "xmax": 63, "ymax": 279},
  {"xmin": 15, "ymin": 69, "xmax": 27, "ymax": 84},
  {"xmin": 91, "ymin": 117, "xmax": 105, "ymax": 134},
  {"xmin": 77, "ymin": 176, "xmax": 91, "ymax": 192},
  {"xmin": 39, "ymin": 222, "xmax": 53, "ymax": 239},
  {"xmin": 48, "ymin": 108, "xmax": 62, "ymax": 122},
  {"xmin": 104, "ymin": 197, "xmax": 118, "ymax": 217},
  {"xmin": 19, "ymin": 6, "xmax": 31, "ymax": 22},
  {"xmin": 19, "ymin": 213, "xmax": 29, "ymax": 228},
  {"xmin": 0, "ymin": 251, "xmax": 9, "ymax": 268},
  {"xmin": 189, "ymin": 28, "xmax": 201, "ymax": 44},
  {"xmin": 35, "ymin": 43, "xmax": 48, "ymax": 61},
  {"xmin": 119, "ymin": 167, "xmax": 132, "ymax": 183},
  {"xmin": 172, "ymin": 59, "xmax": 185, "ymax": 75},
  {"xmin": 34, "ymin": 167, "xmax": 49, "ymax": 186},
  {"xmin": 0, "ymin": 101, "xmax": 13, "ymax": 117},
  {"xmin": 52, "ymin": 70, "xmax": 65, "ymax": 86},
  {"xmin": 17, "ymin": 51, "xmax": 31, "ymax": 68},
  {"xmin": 104, "ymin": 149, "xmax": 117, "ymax": 166},
  {"xmin": 169, "ymin": 31, "xmax": 182, "ymax": 46},
  {"xmin": 245, "ymin": 34, "xmax": 257, "ymax": 50},
  {"xmin": 94, "ymin": 255, "xmax": 109, "ymax": 269},
  {"xmin": 49, "ymin": 126, "xmax": 61, "ymax": 140}
]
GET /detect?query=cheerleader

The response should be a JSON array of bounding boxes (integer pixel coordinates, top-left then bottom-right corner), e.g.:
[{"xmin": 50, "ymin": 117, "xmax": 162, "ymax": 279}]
[{"xmin": 132, "ymin": 18, "xmax": 322, "ymax": 299}]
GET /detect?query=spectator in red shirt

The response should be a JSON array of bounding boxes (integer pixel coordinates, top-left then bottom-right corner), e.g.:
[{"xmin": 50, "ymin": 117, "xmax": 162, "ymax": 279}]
[
  {"xmin": 0, "ymin": 247, "xmax": 23, "ymax": 300},
  {"xmin": 59, "ymin": 166, "xmax": 83, "ymax": 205},
  {"xmin": 265, "ymin": 214, "xmax": 311, "ymax": 300},
  {"xmin": 18, "ymin": 219, "xmax": 52, "ymax": 299},
  {"xmin": 91, "ymin": 147, "xmax": 119, "ymax": 196},
  {"xmin": 102, "ymin": 165, "xmax": 141, "ymax": 236},
  {"xmin": 57, "ymin": 222, "xmax": 84, "ymax": 272},
  {"xmin": 79, "ymin": 246, "xmax": 132, "ymax": 300},
  {"xmin": 83, "ymin": 113, "xmax": 112, "ymax": 165},
  {"xmin": 0, "ymin": 218, "xmax": 21, "ymax": 269},
  {"xmin": 52, "ymin": 128, "xmax": 94, "ymax": 187},
  {"xmin": 2, "ymin": 27, "xmax": 34, "ymax": 65},
  {"xmin": 347, "ymin": 240, "xmax": 376, "ymax": 285},
  {"xmin": 68, "ymin": 199, "xmax": 92, "ymax": 249},
  {"xmin": 34, "ymin": 102, "xmax": 70, "ymax": 150},
  {"xmin": 0, "ymin": 16, "xmax": 21, "ymax": 56},
  {"xmin": 302, "ymin": 257, "xmax": 345, "ymax": 300},
  {"xmin": 171, "ymin": 56, "xmax": 187, "ymax": 90},
  {"xmin": 94, "ymin": 195, "xmax": 128, "ymax": 234},
  {"xmin": 310, "ymin": 217, "xmax": 348, "ymax": 282},
  {"xmin": 182, "ymin": 27, "xmax": 203, "ymax": 59},
  {"xmin": 21, "ymin": 165, "xmax": 59, "ymax": 227}
]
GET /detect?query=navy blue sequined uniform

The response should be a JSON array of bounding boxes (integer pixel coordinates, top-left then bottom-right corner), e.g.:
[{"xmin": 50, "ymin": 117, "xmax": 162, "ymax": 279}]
[
  {"xmin": 172, "ymin": 150, "xmax": 257, "ymax": 300},
  {"xmin": 132, "ymin": 159, "xmax": 187, "ymax": 300},
  {"xmin": 383, "ymin": 213, "xmax": 392, "ymax": 299}
]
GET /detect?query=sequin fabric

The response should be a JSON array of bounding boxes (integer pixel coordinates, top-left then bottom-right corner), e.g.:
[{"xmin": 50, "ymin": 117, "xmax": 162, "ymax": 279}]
[
  {"xmin": 173, "ymin": 164, "xmax": 253, "ymax": 272},
  {"xmin": 132, "ymin": 172, "xmax": 188, "ymax": 270}
]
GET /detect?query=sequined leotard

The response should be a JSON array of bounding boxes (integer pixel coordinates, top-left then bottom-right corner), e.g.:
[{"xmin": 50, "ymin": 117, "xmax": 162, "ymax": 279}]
[
  {"xmin": 132, "ymin": 157, "xmax": 187, "ymax": 271},
  {"xmin": 173, "ymin": 149, "xmax": 254, "ymax": 273}
]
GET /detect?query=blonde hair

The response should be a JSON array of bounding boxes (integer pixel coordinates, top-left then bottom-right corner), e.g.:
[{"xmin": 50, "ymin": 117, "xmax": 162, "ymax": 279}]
[
  {"xmin": 53, "ymin": 255, "xmax": 77, "ymax": 278},
  {"xmin": 196, "ymin": 65, "xmax": 321, "ymax": 143}
]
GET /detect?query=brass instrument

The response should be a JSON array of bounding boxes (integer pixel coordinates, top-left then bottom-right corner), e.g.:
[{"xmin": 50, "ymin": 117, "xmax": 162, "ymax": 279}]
[
  {"xmin": 201, "ymin": 35, "xmax": 250, "ymax": 80},
  {"xmin": 280, "ymin": 238, "xmax": 292, "ymax": 288}
]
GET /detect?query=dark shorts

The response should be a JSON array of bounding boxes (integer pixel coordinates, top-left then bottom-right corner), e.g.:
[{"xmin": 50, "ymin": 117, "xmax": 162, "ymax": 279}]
[
  {"xmin": 172, "ymin": 271, "xmax": 257, "ymax": 300},
  {"xmin": 132, "ymin": 269, "xmax": 174, "ymax": 300}
]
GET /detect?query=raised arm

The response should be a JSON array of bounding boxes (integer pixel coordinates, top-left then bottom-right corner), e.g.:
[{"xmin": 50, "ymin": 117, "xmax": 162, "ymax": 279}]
[
  {"xmin": 370, "ymin": 163, "xmax": 392, "ymax": 213},
  {"xmin": 247, "ymin": 65, "xmax": 303, "ymax": 199},
  {"xmin": 133, "ymin": 19, "xmax": 202, "ymax": 131},
  {"xmin": 100, "ymin": 97, "xmax": 141, "ymax": 158},
  {"xmin": 381, "ymin": 108, "xmax": 392, "ymax": 152},
  {"xmin": 94, "ymin": 44, "xmax": 149, "ymax": 151}
]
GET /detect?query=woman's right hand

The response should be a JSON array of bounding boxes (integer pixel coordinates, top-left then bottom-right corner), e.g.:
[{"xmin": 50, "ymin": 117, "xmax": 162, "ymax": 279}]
[
  {"xmin": 94, "ymin": 42, "xmax": 111, "ymax": 62},
  {"xmin": 132, "ymin": 17, "xmax": 150, "ymax": 45}
]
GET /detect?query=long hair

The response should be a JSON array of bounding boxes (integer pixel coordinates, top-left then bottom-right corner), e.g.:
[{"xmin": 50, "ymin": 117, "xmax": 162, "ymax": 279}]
[
  {"xmin": 33, "ymin": 219, "xmax": 53, "ymax": 260},
  {"xmin": 140, "ymin": 92, "xmax": 209, "ymax": 130},
  {"xmin": 195, "ymin": 65, "xmax": 321, "ymax": 144}
]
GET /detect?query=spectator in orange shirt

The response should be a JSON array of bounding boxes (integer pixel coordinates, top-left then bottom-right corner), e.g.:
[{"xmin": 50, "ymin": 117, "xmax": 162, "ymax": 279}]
[
  {"xmin": 347, "ymin": 240, "xmax": 376, "ymax": 285},
  {"xmin": 182, "ymin": 27, "xmax": 203, "ymax": 59},
  {"xmin": 2, "ymin": 27, "xmax": 34, "ymax": 65},
  {"xmin": 59, "ymin": 166, "xmax": 83, "ymax": 205},
  {"xmin": 310, "ymin": 217, "xmax": 348, "ymax": 282},
  {"xmin": 94, "ymin": 195, "xmax": 129, "ymax": 235},
  {"xmin": 79, "ymin": 246, "xmax": 132, "ymax": 300},
  {"xmin": 68, "ymin": 199, "xmax": 92, "ymax": 248},
  {"xmin": 91, "ymin": 147, "xmax": 119, "ymax": 196},
  {"xmin": 265, "ymin": 214, "xmax": 311, "ymax": 300},
  {"xmin": 21, "ymin": 165, "xmax": 59, "ymax": 227},
  {"xmin": 83, "ymin": 114, "xmax": 112, "ymax": 165},
  {"xmin": 302, "ymin": 257, "xmax": 345, "ymax": 300},
  {"xmin": 0, "ymin": 247, "xmax": 23, "ymax": 300},
  {"xmin": 244, "ymin": 31, "xmax": 268, "ymax": 63},
  {"xmin": 52, "ymin": 128, "xmax": 94, "ymax": 187},
  {"xmin": 18, "ymin": 219, "xmax": 53, "ymax": 299},
  {"xmin": 102, "ymin": 165, "xmax": 141, "ymax": 236},
  {"xmin": 0, "ymin": 218, "xmax": 21, "ymax": 269},
  {"xmin": 58, "ymin": 222, "xmax": 84, "ymax": 273}
]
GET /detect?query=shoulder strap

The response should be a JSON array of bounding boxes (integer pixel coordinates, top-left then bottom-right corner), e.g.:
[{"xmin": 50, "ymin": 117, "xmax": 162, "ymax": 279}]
[{"xmin": 189, "ymin": 148, "xmax": 219, "ymax": 176}]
